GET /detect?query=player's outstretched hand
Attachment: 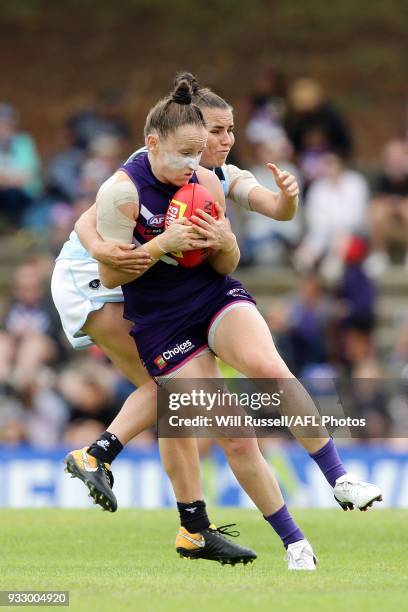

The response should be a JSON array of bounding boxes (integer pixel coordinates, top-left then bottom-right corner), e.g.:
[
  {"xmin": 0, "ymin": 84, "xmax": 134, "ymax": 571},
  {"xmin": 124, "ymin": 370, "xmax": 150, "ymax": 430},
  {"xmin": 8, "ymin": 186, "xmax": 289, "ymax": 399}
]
[
  {"xmin": 92, "ymin": 241, "xmax": 152, "ymax": 273},
  {"xmin": 160, "ymin": 217, "xmax": 208, "ymax": 253},
  {"xmin": 191, "ymin": 202, "xmax": 234, "ymax": 251},
  {"xmin": 267, "ymin": 163, "xmax": 299, "ymax": 199}
]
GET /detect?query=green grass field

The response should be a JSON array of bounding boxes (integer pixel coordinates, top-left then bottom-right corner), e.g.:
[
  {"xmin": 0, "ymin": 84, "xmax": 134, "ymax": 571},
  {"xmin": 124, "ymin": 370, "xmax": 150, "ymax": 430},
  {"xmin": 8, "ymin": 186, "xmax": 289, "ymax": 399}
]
[{"xmin": 1, "ymin": 508, "xmax": 407, "ymax": 611}]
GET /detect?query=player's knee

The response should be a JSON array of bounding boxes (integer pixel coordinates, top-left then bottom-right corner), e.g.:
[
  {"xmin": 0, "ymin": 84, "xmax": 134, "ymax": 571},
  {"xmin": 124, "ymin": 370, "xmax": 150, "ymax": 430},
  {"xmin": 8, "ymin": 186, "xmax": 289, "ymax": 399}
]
[
  {"xmin": 221, "ymin": 437, "xmax": 257, "ymax": 458},
  {"xmin": 245, "ymin": 358, "xmax": 291, "ymax": 379}
]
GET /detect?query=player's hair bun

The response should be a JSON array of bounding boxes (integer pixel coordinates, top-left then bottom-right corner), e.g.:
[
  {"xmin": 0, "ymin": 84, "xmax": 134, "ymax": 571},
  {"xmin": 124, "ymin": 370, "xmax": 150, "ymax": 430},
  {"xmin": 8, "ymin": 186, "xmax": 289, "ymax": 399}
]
[
  {"xmin": 174, "ymin": 72, "xmax": 199, "ymax": 96},
  {"xmin": 172, "ymin": 79, "xmax": 194, "ymax": 105}
]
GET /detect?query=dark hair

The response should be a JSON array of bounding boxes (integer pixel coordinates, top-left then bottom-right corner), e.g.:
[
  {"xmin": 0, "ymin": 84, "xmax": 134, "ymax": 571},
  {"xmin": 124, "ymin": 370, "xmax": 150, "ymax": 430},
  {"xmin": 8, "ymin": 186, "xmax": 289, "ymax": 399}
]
[
  {"xmin": 175, "ymin": 71, "xmax": 232, "ymax": 112},
  {"xmin": 144, "ymin": 74, "xmax": 205, "ymax": 138}
]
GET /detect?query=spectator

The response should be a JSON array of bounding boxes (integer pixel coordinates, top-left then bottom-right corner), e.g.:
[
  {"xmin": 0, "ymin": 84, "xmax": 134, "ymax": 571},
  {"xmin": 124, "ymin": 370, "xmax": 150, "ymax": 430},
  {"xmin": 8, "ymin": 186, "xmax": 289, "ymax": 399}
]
[
  {"xmin": 0, "ymin": 260, "xmax": 61, "ymax": 387},
  {"xmin": 79, "ymin": 135, "xmax": 123, "ymax": 197},
  {"xmin": 17, "ymin": 374, "xmax": 69, "ymax": 448},
  {"xmin": 63, "ymin": 419, "xmax": 105, "ymax": 448},
  {"xmin": 58, "ymin": 361, "xmax": 119, "ymax": 429},
  {"xmin": 339, "ymin": 361, "xmax": 392, "ymax": 439},
  {"xmin": 48, "ymin": 202, "xmax": 76, "ymax": 256},
  {"xmin": 389, "ymin": 315, "xmax": 408, "ymax": 372},
  {"xmin": 0, "ymin": 373, "xmax": 68, "ymax": 449},
  {"xmin": 0, "ymin": 103, "xmax": 42, "ymax": 229},
  {"xmin": 245, "ymin": 65, "xmax": 287, "ymax": 145},
  {"xmin": 284, "ymin": 78, "xmax": 352, "ymax": 188},
  {"xmin": 243, "ymin": 133, "xmax": 303, "ymax": 264},
  {"xmin": 338, "ymin": 236, "xmax": 376, "ymax": 332},
  {"xmin": 328, "ymin": 235, "xmax": 376, "ymax": 366},
  {"xmin": 46, "ymin": 120, "xmax": 86, "ymax": 202},
  {"xmin": 365, "ymin": 139, "xmax": 408, "ymax": 277},
  {"xmin": 68, "ymin": 88, "xmax": 132, "ymax": 151},
  {"xmin": 0, "ymin": 389, "xmax": 28, "ymax": 445},
  {"xmin": 294, "ymin": 153, "xmax": 369, "ymax": 275},
  {"xmin": 286, "ymin": 272, "xmax": 332, "ymax": 376}
]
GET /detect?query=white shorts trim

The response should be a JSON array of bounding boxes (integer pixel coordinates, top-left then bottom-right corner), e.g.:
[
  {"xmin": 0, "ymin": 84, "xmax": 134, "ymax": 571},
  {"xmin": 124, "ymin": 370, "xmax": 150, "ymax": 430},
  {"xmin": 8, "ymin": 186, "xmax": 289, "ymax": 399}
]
[
  {"xmin": 207, "ymin": 301, "xmax": 257, "ymax": 352},
  {"xmin": 51, "ymin": 259, "xmax": 124, "ymax": 349}
]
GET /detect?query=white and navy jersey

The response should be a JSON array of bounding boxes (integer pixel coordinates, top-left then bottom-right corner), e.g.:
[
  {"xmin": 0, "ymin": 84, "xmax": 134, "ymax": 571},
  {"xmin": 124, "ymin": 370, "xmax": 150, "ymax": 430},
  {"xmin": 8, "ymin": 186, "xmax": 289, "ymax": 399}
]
[{"xmin": 214, "ymin": 165, "xmax": 230, "ymax": 197}]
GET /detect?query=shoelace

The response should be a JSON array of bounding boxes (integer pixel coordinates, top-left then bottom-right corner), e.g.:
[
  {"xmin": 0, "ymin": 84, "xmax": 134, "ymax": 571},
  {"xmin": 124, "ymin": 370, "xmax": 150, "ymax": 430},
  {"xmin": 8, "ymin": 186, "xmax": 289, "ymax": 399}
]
[{"xmin": 210, "ymin": 524, "xmax": 240, "ymax": 538}]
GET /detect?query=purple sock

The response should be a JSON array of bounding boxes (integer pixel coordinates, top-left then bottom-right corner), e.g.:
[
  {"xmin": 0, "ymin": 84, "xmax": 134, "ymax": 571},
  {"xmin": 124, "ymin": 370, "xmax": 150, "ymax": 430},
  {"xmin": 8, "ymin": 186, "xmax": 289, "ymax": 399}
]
[
  {"xmin": 264, "ymin": 504, "xmax": 304, "ymax": 548},
  {"xmin": 310, "ymin": 438, "xmax": 347, "ymax": 487}
]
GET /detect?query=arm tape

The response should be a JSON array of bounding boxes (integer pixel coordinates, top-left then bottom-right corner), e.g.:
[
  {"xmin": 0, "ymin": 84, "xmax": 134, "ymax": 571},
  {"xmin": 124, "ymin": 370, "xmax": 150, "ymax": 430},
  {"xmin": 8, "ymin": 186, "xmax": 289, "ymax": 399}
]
[{"xmin": 96, "ymin": 178, "xmax": 138, "ymax": 243}]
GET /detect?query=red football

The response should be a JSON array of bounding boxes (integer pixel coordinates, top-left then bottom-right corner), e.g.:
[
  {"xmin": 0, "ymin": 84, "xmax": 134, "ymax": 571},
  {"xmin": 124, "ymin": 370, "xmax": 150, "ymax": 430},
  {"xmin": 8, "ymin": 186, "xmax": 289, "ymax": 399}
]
[{"xmin": 165, "ymin": 183, "xmax": 218, "ymax": 268}]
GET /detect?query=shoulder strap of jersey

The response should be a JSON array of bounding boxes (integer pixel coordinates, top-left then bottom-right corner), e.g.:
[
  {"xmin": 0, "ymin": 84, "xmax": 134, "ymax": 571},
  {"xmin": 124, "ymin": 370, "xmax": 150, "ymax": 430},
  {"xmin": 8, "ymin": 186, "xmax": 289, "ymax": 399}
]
[
  {"xmin": 123, "ymin": 145, "xmax": 148, "ymax": 165},
  {"xmin": 213, "ymin": 165, "xmax": 230, "ymax": 197}
]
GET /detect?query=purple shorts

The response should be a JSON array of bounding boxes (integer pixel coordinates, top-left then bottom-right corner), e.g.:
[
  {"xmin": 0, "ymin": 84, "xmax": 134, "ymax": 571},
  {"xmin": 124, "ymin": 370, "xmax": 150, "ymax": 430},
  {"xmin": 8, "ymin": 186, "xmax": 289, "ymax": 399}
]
[{"xmin": 130, "ymin": 279, "xmax": 256, "ymax": 379}]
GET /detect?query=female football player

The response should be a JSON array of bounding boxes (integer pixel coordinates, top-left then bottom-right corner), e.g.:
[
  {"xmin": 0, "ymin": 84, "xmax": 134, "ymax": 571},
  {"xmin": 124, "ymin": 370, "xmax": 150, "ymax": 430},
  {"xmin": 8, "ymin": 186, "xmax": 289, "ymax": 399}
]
[{"xmin": 53, "ymin": 75, "xmax": 381, "ymax": 570}]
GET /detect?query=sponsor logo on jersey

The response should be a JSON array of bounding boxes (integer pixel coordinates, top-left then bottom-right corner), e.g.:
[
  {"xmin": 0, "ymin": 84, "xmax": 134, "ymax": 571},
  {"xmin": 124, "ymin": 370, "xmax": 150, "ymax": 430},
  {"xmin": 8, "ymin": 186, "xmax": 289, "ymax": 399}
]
[
  {"xmin": 162, "ymin": 339, "xmax": 194, "ymax": 361},
  {"xmin": 154, "ymin": 355, "xmax": 167, "ymax": 370},
  {"xmin": 227, "ymin": 287, "xmax": 248, "ymax": 297},
  {"xmin": 139, "ymin": 218, "xmax": 164, "ymax": 237}
]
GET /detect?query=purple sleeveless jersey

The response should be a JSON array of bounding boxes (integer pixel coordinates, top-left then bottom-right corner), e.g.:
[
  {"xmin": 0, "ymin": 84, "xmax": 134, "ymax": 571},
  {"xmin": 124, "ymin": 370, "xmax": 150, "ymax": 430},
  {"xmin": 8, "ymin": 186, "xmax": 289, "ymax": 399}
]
[{"xmin": 120, "ymin": 151, "xmax": 256, "ymax": 378}]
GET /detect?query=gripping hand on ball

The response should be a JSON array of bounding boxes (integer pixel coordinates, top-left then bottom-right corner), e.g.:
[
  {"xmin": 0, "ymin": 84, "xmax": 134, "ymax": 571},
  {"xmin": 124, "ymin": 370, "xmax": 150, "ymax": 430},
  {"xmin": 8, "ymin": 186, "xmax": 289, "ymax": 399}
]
[
  {"xmin": 159, "ymin": 217, "xmax": 208, "ymax": 253},
  {"xmin": 191, "ymin": 202, "xmax": 236, "ymax": 253}
]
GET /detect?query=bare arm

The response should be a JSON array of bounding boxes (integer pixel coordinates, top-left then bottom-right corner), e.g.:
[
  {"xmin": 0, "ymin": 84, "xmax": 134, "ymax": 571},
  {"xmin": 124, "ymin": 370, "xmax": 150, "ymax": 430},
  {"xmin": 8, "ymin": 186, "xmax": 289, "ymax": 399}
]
[
  {"xmin": 98, "ymin": 201, "xmax": 160, "ymax": 289},
  {"xmin": 75, "ymin": 203, "xmax": 151, "ymax": 274},
  {"xmin": 228, "ymin": 163, "xmax": 299, "ymax": 221},
  {"xmin": 207, "ymin": 237, "xmax": 240, "ymax": 275},
  {"xmin": 100, "ymin": 219, "xmax": 210, "ymax": 289},
  {"xmin": 74, "ymin": 204, "xmax": 99, "ymax": 254},
  {"xmin": 95, "ymin": 174, "xmax": 160, "ymax": 288},
  {"xmin": 95, "ymin": 175, "xmax": 208, "ymax": 288}
]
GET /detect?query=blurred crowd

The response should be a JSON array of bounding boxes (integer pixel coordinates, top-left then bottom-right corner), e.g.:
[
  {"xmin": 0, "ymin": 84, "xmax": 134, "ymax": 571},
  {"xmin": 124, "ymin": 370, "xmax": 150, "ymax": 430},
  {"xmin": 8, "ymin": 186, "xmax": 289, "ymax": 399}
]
[{"xmin": 1, "ymin": 71, "xmax": 408, "ymax": 449}]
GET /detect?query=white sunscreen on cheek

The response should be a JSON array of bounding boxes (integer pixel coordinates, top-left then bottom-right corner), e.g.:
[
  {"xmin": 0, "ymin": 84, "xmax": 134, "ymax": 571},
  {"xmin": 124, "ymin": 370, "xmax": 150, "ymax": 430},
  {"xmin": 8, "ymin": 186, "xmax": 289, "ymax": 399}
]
[{"xmin": 164, "ymin": 152, "xmax": 202, "ymax": 171}]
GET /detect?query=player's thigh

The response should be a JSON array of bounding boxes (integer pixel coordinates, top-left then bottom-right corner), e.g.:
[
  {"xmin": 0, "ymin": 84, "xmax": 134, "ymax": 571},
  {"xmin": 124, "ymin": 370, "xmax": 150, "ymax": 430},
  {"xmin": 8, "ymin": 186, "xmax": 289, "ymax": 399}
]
[
  {"xmin": 83, "ymin": 302, "xmax": 150, "ymax": 386},
  {"xmin": 211, "ymin": 305, "xmax": 291, "ymax": 378},
  {"xmin": 168, "ymin": 343, "xmax": 261, "ymax": 456},
  {"xmin": 163, "ymin": 352, "xmax": 222, "ymax": 409},
  {"xmin": 170, "ymin": 351, "xmax": 221, "ymax": 379}
]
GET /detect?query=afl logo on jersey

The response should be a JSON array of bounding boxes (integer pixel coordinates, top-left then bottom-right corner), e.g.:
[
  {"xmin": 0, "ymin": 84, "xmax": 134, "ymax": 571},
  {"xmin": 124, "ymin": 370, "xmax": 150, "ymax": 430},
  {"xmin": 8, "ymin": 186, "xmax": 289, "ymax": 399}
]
[
  {"xmin": 147, "ymin": 214, "xmax": 165, "ymax": 228},
  {"xmin": 89, "ymin": 279, "xmax": 101, "ymax": 289}
]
